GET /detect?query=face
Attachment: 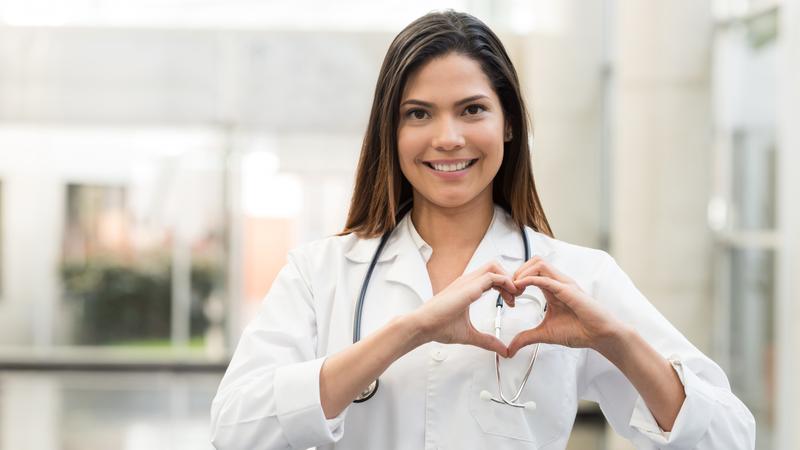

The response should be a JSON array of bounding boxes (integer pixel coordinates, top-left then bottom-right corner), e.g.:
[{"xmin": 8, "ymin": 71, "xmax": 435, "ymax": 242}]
[{"xmin": 397, "ymin": 52, "xmax": 508, "ymax": 211}]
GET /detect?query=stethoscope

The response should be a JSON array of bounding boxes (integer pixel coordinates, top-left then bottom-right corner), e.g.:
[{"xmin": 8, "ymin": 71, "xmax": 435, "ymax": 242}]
[{"xmin": 352, "ymin": 200, "xmax": 543, "ymax": 411}]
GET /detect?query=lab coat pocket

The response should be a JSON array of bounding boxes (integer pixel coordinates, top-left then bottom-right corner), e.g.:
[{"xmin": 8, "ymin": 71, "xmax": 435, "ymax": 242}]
[
  {"xmin": 467, "ymin": 344, "xmax": 569, "ymax": 447},
  {"xmin": 467, "ymin": 291, "xmax": 570, "ymax": 447}
]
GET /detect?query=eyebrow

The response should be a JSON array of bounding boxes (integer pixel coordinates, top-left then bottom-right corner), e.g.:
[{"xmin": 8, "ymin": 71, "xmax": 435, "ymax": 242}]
[{"xmin": 400, "ymin": 94, "xmax": 490, "ymax": 108}]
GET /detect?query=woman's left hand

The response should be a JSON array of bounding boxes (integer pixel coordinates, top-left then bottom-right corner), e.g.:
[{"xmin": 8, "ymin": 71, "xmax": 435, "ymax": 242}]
[{"xmin": 507, "ymin": 256, "xmax": 629, "ymax": 358}]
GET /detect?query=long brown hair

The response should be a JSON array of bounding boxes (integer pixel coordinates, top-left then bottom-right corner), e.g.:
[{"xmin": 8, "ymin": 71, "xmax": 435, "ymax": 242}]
[{"xmin": 340, "ymin": 10, "xmax": 553, "ymax": 238}]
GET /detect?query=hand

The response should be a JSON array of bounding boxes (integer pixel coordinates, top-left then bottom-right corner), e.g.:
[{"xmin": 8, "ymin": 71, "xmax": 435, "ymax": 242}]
[
  {"xmin": 411, "ymin": 261, "xmax": 521, "ymax": 357},
  {"xmin": 507, "ymin": 257, "xmax": 628, "ymax": 358}
]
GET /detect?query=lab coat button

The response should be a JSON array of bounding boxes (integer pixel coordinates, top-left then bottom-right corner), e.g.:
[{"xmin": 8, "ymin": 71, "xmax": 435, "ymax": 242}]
[{"xmin": 431, "ymin": 349, "xmax": 447, "ymax": 362}]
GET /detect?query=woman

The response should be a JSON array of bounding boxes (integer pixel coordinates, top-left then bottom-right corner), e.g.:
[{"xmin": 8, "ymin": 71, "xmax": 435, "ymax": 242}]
[{"xmin": 211, "ymin": 10, "xmax": 755, "ymax": 450}]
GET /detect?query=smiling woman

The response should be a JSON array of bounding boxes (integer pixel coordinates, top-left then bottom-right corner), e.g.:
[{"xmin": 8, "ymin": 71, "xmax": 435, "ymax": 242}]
[
  {"xmin": 340, "ymin": 11, "xmax": 551, "ymax": 240},
  {"xmin": 397, "ymin": 55, "xmax": 506, "ymax": 207},
  {"xmin": 210, "ymin": 10, "xmax": 756, "ymax": 450}
]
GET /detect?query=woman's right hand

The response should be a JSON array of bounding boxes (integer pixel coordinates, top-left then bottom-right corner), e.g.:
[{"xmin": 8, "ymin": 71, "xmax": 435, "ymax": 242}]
[{"xmin": 409, "ymin": 261, "xmax": 520, "ymax": 357}]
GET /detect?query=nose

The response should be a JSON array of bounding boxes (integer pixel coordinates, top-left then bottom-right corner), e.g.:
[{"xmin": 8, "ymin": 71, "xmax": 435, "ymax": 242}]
[{"xmin": 431, "ymin": 117, "xmax": 465, "ymax": 151}]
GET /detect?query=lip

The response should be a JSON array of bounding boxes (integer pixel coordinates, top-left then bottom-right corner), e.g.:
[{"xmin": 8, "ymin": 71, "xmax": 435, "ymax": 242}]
[
  {"xmin": 423, "ymin": 158, "xmax": 475, "ymax": 165},
  {"xmin": 421, "ymin": 158, "xmax": 478, "ymax": 180}
]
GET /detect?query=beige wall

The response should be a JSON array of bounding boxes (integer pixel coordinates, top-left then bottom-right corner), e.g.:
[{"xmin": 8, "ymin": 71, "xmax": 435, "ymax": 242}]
[
  {"xmin": 612, "ymin": 0, "xmax": 714, "ymax": 353},
  {"xmin": 777, "ymin": 1, "xmax": 800, "ymax": 448},
  {"xmin": 610, "ymin": 1, "xmax": 713, "ymax": 448},
  {"xmin": 520, "ymin": 0, "xmax": 608, "ymax": 249}
]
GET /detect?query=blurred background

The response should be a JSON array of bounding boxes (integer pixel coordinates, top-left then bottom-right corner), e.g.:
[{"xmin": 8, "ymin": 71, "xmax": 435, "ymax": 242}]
[{"xmin": 0, "ymin": 0, "xmax": 797, "ymax": 449}]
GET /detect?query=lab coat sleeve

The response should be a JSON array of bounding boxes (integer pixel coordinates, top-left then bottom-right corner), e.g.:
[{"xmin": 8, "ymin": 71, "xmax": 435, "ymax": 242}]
[
  {"xmin": 577, "ymin": 253, "xmax": 756, "ymax": 449},
  {"xmin": 210, "ymin": 250, "xmax": 347, "ymax": 450}
]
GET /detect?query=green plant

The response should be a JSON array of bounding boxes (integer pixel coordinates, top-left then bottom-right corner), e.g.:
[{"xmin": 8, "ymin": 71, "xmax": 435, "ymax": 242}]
[{"xmin": 61, "ymin": 256, "xmax": 222, "ymax": 346}]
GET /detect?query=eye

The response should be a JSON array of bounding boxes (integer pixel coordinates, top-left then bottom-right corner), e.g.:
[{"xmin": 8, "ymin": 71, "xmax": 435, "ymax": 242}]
[
  {"xmin": 464, "ymin": 104, "xmax": 486, "ymax": 116},
  {"xmin": 406, "ymin": 108, "xmax": 429, "ymax": 120}
]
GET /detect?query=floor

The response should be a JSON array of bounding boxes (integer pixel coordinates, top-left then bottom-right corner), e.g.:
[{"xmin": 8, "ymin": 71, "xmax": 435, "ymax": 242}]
[{"xmin": 0, "ymin": 370, "xmax": 606, "ymax": 450}]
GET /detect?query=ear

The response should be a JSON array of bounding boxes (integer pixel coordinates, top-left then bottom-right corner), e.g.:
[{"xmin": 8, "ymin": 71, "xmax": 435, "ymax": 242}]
[{"xmin": 504, "ymin": 121, "xmax": 513, "ymax": 142}]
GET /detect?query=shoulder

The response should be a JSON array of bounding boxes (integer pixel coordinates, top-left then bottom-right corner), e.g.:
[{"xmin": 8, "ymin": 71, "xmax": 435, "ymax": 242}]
[
  {"xmin": 527, "ymin": 231, "xmax": 645, "ymax": 305},
  {"xmin": 287, "ymin": 232, "xmax": 378, "ymax": 274},
  {"xmin": 287, "ymin": 233, "xmax": 348, "ymax": 265},
  {"xmin": 526, "ymin": 228, "xmax": 612, "ymax": 269},
  {"xmin": 523, "ymin": 229, "xmax": 623, "ymax": 294}
]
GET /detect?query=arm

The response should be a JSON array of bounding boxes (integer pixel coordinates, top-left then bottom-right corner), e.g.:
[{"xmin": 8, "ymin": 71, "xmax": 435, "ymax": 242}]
[
  {"xmin": 210, "ymin": 252, "xmax": 342, "ymax": 450},
  {"xmin": 592, "ymin": 325, "xmax": 685, "ymax": 431},
  {"xmin": 320, "ymin": 259, "xmax": 518, "ymax": 418},
  {"xmin": 580, "ymin": 254, "xmax": 756, "ymax": 449},
  {"xmin": 319, "ymin": 314, "xmax": 424, "ymax": 419},
  {"xmin": 506, "ymin": 253, "xmax": 756, "ymax": 449},
  {"xmin": 211, "ymin": 254, "xmax": 517, "ymax": 449}
]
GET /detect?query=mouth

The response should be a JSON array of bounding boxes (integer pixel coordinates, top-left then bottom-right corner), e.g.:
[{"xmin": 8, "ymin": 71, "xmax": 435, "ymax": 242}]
[{"xmin": 423, "ymin": 158, "xmax": 479, "ymax": 173}]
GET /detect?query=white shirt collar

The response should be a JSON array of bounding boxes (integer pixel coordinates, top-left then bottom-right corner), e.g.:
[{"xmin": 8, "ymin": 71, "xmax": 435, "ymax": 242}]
[
  {"xmin": 406, "ymin": 212, "xmax": 433, "ymax": 263},
  {"xmin": 343, "ymin": 203, "xmax": 555, "ymax": 264},
  {"xmin": 405, "ymin": 206, "xmax": 500, "ymax": 264}
]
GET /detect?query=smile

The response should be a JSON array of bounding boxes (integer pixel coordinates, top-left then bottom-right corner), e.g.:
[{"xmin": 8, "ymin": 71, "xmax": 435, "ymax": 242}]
[{"xmin": 423, "ymin": 158, "xmax": 479, "ymax": 173}]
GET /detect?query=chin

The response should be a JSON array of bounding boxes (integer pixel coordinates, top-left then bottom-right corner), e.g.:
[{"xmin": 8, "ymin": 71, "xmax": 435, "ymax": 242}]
[{"xmin": 420, "ymin": 191, "xmax": 483, "ymax": 209}]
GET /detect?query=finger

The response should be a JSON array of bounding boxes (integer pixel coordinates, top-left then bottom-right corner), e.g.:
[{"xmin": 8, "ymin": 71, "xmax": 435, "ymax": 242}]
[
  {"xmin": 516, "ymin": 259, "xmax": 574, "ymax": 286},
  {"xmin": 455, "ymin": 273, "xmax": 516, "ymax": 308},
  {"xmin": 467, "ymin": 260, "xmax": 510, "ymax": 282},
  {"xmin": 514, "ymin": 274, "xmax": 564, "ymax": 295},
  {"xmin": 469, "ymin": 329, "xmax": 509, "ymax": 358},
  {"xmin": 490, "ymin": 262, "xmax": 526, "ymax": 296},
  {"xmin": 513, "ymin": 275, "xmax": 574, "ymax": 306},
  {"xmin": 507, "ymin": 327, "xmax": 548, "ymax": 358},
  {"xmin": 481, "ymin": 272, "xmax": 523, "ymax": 298},
  {"xmin": 496, "ymin": 289, "xmax": 515, "ymax": 308},
  {"xmin": 513, "ymin": 255, "xmax": 543, "ymax": 279}
]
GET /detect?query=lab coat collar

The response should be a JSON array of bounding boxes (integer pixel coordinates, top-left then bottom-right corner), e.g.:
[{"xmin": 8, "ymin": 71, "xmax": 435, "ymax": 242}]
[
  {"xmin": 343, "ymin": 204, "xmax": 555, "ymax": 304},
  {"xmin": 343, "ymin": 205, "xmax": 554, "ymax": 263}
]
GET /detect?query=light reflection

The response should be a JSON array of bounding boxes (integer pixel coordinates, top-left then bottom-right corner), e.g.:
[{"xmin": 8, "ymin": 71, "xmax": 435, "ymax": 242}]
[{"xmin": 0, "ymin": 371, "xmax": 222, "ymax": 450}]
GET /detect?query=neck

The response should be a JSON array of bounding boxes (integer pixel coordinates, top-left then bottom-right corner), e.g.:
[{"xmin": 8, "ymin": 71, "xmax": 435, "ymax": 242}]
[{"xmin": 410, "ymin": 190, "xmax": 495, "ymax": 251}]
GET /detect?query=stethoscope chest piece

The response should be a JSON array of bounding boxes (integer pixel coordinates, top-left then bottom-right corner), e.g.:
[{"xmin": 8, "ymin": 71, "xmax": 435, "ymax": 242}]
[{"xmin": 353, "ymin": 379, "xmax": 379, "ymax": 403}]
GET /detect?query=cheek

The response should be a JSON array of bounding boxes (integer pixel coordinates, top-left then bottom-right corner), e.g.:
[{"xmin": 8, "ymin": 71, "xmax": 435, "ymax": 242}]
[
  {"xmin": 467, "ymin": 121, "xmax": 504, "ymax": 161},
  {"xmin": 396, "ymin": 128, "xmax": 425, "ymax": 168}
]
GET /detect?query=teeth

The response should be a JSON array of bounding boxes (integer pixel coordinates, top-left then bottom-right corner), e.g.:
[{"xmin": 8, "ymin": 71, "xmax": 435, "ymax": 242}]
[{"xmin": 431, "ymin": 160, "xmax": 471, "ymax": 172}]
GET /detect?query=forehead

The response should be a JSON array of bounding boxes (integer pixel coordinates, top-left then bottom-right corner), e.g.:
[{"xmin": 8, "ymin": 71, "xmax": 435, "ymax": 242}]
[{"xmin": 401, "ymin": 53, "xmax": 497, "ymax": 102}]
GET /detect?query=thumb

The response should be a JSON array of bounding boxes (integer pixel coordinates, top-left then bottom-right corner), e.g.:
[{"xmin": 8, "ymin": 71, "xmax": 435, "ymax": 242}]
[
  {"xmin": 468, "ymin": 330, "xmax": 509, "ymax": 358},
  {"xmin": 507, "ymin": 327, "xmax": 547, "ymax": 358}
]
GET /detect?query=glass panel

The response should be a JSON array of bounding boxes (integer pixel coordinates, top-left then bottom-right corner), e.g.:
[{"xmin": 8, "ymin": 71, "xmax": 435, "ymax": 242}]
[
  {"xmin": 53, "ymin": 145, "xmax": 228, "ymax": 354},
  {"xmin": 0, "ymin": 179, "xmax": 3, "ymax": 297},
  {"xmin": 731, "ymin": 130, "xmax": 776, "ymax": 230},
  {"xmin": 728, "ymin": 247, "xmax": 775, "ymax": 448},
  {"xmin": 236, "ymin": 138, "xmax": 358, "ymax": 327},
  {"xmin": 712, "ymin": 7, "xmax": 779, "ymax": 448}
]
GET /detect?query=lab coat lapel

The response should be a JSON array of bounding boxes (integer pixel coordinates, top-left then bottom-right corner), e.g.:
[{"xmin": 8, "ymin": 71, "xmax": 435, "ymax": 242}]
[
  {"xmin": 383, "ymin": 216, "xmax": 433, "ymax": 305},
  {"xmin": 372, "ymin": 205, "xmax": 556, "ymax": 305},
  {"xmin": 384, "ymin": 205, "xmax": 509, "ymax": 304},
  {"xmin": 464, "ymin": 205, "xmax": 531, "ymax": 274},
  {"xmin": 461, "ymin": 209, "xmax": 504, "ymax": 275},
  {"xmin": 489, "ymin": 205, "xmax": 555, "ymax": 306},
  {"xmin": 489, "ymin": 205, "xmax": 555, "ymax": 265}
]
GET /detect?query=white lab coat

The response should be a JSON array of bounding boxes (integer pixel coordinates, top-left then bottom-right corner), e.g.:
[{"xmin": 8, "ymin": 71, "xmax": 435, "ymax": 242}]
[{"xmin": 210, "ymin": 205, "xmax": 755, "ymax": 450}]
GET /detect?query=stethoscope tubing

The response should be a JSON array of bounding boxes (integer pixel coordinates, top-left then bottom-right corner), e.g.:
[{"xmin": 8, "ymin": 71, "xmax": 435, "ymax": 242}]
[{"xmin": 352, "ymin": 200, "xmax": 538, "ymax": 406}]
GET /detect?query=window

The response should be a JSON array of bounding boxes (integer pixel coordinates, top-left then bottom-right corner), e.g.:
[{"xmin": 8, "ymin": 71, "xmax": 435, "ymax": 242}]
[
  {"xmin": 711, "ymin": 3, "xmax": 779, "ymax": 447},
  {"xmin": 0, "ymin": 179, "xmax": 3, "ymax": 297}
]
